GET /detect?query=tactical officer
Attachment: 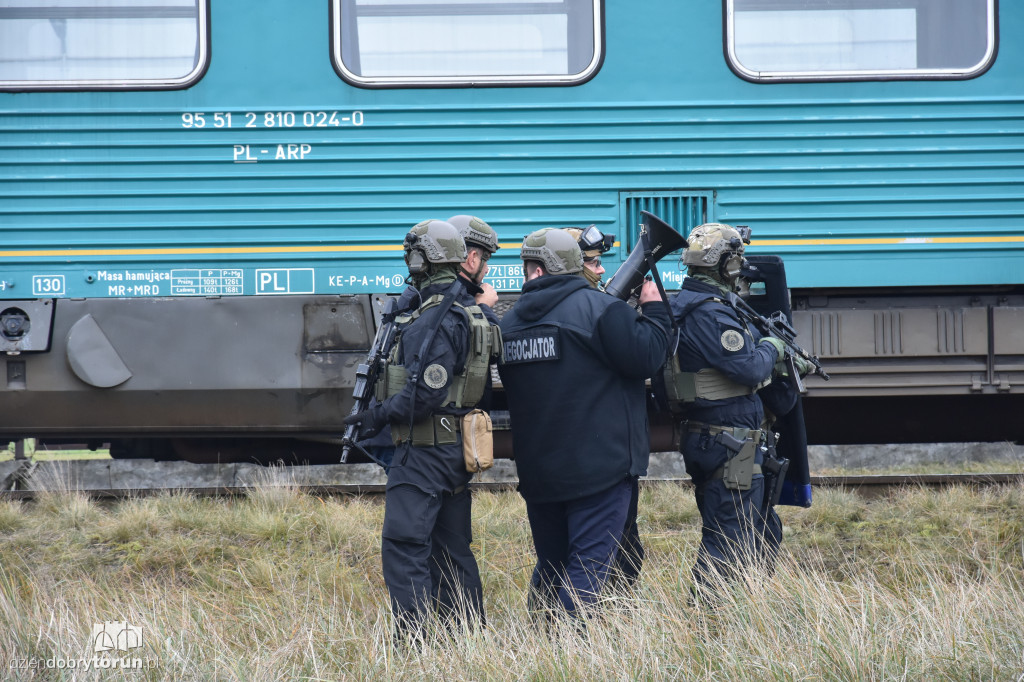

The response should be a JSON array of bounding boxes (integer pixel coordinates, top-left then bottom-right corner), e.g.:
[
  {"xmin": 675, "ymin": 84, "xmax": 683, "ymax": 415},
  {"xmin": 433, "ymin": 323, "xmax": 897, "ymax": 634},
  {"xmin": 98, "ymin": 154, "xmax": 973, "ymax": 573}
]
[
  {"xmin": 499, "ymin": 228, "xmax": 670, "ymax": 619},
  {"xmin": 363, "ymin": 214, "xmax": 502, "ymax": 467},
  {"xmin": 562, "ymin": 225, "xmax": 644, "ymax": 588},
  {"xmin": 344, "ymin": 219, "xmax": 502, "ymax": 637},
  {"xmin": 666, "ymin": 223, "xmax": 809, "ymax": 597}
]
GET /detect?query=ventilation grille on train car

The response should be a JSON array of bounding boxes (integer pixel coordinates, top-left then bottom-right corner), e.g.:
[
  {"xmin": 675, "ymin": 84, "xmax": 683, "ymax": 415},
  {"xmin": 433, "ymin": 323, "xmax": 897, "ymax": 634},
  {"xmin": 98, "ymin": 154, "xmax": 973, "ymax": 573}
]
[{"xmin": 619, "ymin": 191, "xmax": 713, "ymax": 251}]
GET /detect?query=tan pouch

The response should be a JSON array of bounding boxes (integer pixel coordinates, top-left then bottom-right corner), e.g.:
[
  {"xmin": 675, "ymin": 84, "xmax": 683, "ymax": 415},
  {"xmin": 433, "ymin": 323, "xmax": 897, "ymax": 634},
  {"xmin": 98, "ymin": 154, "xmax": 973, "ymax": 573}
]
[{"xmin": 462, "ymin": 409, "xmax": 494, "ymax": 473}]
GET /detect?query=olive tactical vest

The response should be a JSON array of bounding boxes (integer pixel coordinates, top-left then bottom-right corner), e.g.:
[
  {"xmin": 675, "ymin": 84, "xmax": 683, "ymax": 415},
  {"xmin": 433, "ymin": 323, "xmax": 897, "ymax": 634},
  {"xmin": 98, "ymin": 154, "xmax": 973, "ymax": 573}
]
[
  {"xmin": 662, "ymin": 296, "xmax": 769, "ymax": 409},
  {"xmin": 376, "ymin": 294, "xmax": 503, "ymax": 408}
]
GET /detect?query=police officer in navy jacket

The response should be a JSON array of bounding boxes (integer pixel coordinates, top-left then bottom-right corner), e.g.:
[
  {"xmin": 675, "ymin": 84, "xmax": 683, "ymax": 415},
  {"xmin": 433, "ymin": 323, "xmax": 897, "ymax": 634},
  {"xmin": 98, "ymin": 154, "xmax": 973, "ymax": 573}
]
[
  {"xmin": 667, "ymin": 223, "xmax": 809, "ymax": 598},
  {"xmin": 361, "ymin": 215, "xmax": 501, "ymax": 467},
  {"xmin": 498, "ymin": 228, "xmax": 670, "ymax": 619},
  {"xmin": 345, "ymin": 219, "xmax": 500, "ymax": 638}
]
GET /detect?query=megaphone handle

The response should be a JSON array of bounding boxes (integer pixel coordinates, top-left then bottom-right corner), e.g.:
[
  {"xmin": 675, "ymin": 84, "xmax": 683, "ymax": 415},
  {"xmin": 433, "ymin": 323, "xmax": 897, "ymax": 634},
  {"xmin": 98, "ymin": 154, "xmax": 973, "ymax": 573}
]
[{"xmin": 641, "ymin": 228, "xmax": 678, "ymax": 345}]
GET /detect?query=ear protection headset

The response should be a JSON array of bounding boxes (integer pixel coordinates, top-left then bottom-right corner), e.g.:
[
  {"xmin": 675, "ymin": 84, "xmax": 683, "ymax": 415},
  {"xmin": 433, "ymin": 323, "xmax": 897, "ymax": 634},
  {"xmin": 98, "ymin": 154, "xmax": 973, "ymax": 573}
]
[
  {"xmin": 404, "ymin": 233, "xmax": 428, "ymax": 275},
  {"xmin": 718, "ymin": 225, "xmax": 753, "ymax": 281},
  {"xmin": 719, "ymin": 238, "xmax": 746, "ymax": 281}
]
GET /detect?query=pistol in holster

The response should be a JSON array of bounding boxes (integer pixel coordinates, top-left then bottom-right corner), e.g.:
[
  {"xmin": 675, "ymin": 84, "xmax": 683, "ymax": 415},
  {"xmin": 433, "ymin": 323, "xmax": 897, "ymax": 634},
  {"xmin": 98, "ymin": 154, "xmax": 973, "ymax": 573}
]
[
  {"xmin": 760, "ymin": 431, "xmax": 790, "ymax": 511},
  {"xmin": 716, "ymin": 430, "xmax": 760, "ymax": 491}
]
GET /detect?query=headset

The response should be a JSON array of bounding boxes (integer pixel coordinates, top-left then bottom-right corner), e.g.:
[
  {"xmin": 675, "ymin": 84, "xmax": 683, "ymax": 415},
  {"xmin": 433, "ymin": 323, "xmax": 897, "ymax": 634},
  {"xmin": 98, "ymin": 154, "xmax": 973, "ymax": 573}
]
[
  {"xmin": 719, "ymin": 225, "xmax": 752, "ymax": 281},
  {"xmin": 404, "ymin": 233, "xmax": 428, "ymax": 275}
]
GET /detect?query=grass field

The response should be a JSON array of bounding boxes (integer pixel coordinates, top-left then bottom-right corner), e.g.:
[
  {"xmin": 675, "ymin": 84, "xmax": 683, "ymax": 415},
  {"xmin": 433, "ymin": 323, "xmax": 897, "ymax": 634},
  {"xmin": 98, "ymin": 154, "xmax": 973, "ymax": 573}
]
[{"xmin": 1, "ymin": 473, "xmax": 1023, "ymax": 681}]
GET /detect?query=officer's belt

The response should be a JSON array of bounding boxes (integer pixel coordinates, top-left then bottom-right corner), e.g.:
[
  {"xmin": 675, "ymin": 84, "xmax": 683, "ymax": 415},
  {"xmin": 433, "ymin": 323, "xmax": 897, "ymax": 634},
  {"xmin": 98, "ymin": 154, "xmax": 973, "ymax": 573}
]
[
  {"xmin": 391, "ymin": 414, "xmax": 460, "ymax": 447},
  {"xmin": 684, "ymin": 421, "xmax": 763, "ymax": 445}
]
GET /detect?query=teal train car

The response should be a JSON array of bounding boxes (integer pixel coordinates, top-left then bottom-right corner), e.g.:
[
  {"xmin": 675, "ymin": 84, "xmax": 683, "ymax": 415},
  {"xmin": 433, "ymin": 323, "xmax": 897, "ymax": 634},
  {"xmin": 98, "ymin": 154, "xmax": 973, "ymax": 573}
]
[{"xmin": 1, "ymin": 0, "xmax": 1022, "ymax": 459}]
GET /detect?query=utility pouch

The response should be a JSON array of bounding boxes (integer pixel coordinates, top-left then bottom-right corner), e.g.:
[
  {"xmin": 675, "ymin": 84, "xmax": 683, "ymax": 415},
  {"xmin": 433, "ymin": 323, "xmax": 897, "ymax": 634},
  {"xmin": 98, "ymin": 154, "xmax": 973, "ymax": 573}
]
[
  {"xmin": 720, "ymin": 436, "xmax": 757, "ymax": 491},
  {"xmin": 378, "ymin": 363, "xmax": 407, "ymax": 402},
  {"xmin": 392, "ymin": 414, "xmax": 459, "ymax": 447},
  {"xmin": 462, "ymin": 408, "xmax": 494, "ymax": 473}
]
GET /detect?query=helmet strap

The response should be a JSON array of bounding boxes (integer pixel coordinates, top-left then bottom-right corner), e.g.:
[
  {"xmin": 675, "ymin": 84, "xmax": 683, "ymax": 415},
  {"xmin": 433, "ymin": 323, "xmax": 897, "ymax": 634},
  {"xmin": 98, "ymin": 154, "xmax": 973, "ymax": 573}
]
[{"xmin": 461, "ymin": 260, "xmax": 486, "ymax": 284}]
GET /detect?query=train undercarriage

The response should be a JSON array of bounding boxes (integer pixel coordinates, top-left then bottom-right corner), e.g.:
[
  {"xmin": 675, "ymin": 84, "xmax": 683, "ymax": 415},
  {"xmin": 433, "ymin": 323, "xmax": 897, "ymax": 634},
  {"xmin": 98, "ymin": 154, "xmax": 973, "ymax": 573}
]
[{"xmin": 3, "ymin": 283, "xmax": 1024, "ymax": 465}]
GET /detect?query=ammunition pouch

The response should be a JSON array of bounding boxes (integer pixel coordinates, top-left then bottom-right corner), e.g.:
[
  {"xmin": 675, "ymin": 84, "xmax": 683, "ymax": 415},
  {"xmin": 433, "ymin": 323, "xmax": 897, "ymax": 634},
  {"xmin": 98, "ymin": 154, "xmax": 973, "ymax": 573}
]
[
  {"xmin": 448, "ymin": 307, "xmax": 503, "ymax": 408},
  {"xmin": 377, "ymin": 352, "xmax": 407, "ymax": 402},
  {"xmin": 391, "ymin": 414, "xmax": 461, "ymax": 447}
]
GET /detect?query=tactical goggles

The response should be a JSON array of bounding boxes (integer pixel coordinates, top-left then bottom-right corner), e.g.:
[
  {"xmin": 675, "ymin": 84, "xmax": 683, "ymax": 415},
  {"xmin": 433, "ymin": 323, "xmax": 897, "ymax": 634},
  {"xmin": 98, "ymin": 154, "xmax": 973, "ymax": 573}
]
[{"xmin": 577, "ymin": 224, "xmax": 614, "ymax": 253}]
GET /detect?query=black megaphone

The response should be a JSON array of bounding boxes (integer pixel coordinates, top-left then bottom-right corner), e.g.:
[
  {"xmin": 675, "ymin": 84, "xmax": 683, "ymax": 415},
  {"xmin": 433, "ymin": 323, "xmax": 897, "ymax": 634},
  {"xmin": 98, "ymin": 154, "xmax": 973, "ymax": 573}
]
[{"xmin": 605, "ymin": 211, "xmax": 688, "ymax": 301}]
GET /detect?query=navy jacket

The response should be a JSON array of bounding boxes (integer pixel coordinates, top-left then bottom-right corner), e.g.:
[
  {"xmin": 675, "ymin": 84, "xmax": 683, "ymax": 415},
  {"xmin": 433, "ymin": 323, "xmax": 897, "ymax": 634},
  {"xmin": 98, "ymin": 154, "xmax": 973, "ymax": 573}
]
[
  {"xmin": 364, "ymin": 279, "xmax": 477, "ymax": 492},
  {"xmin": 498, "ymin": 275, "xmax": 670, "ymax": 503},
  {"xmin": 670, "ymin": 278, "xmax": 779, "ymax": 430},
  {"xmin": 359, "ymin": 276, "xmax": 498, "ymax": 468}
]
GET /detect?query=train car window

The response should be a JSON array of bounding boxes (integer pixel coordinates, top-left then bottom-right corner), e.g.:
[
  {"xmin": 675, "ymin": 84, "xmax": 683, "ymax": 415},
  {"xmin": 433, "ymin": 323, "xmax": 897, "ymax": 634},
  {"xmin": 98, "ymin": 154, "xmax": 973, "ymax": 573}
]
[
  {"xmin": 331, "ymin": 0, "xmax": 602, "ymax": 87},
  {"xmin": 0, "ymin": 0, "xmax": 208, "ymax": 90},
  {"xmin": 725, "ymin": 0, "xmax": 996, "ymax": 81}
]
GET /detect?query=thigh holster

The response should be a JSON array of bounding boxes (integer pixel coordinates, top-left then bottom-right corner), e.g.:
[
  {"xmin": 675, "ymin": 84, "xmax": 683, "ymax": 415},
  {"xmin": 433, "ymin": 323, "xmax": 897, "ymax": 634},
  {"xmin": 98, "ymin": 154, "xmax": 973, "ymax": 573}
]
[{"xmin": 684, "ymin": 421, "xmax": 763, "ymax": 491}]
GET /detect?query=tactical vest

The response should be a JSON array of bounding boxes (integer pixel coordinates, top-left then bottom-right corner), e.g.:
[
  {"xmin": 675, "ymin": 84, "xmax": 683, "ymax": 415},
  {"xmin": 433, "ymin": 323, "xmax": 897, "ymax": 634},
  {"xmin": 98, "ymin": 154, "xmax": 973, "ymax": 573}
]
[
  {"xmin": 662, "ymin": 297, "xmax": 770, "ymax": 409},
  {"xmin": 376, "ymin": 294, "xmax": 503, "ymax": 409},
  {"xmin": 662, "ymin": 355, "xmax": 769, "ymax": 404}
]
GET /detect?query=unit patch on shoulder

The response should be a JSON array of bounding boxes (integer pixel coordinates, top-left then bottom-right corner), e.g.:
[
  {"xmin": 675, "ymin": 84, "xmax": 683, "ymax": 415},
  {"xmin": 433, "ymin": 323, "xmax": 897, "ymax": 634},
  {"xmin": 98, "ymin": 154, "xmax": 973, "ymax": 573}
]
[
  {"xmin": 423, "ymin": 364, "xmax": 449, "ymax": 389},
  {"xmin": 720, "ymin": 329, "xmax": 745, "ymax": 352}
]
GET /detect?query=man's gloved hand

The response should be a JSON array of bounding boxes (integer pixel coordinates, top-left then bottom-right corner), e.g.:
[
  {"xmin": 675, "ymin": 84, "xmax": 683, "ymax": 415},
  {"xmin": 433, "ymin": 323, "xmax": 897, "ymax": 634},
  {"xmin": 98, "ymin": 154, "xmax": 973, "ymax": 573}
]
[
  {"xmin": 793, "ymin": 354, "xmax": 815, "ymax": 377},
  {"xmin": 759, "ymin": 336, "xmax": 786, "ymax": 358},
  {"xmin": 343, "ymin": 407, "xmax": 383, "ymax": 439}
]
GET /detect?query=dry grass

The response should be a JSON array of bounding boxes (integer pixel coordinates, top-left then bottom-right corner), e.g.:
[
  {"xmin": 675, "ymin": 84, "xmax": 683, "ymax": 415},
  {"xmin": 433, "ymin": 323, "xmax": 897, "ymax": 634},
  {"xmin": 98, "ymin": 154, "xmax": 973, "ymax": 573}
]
[{"xmin": 1, "ymin": 481, "xmax": 1023, "ymax": 680}]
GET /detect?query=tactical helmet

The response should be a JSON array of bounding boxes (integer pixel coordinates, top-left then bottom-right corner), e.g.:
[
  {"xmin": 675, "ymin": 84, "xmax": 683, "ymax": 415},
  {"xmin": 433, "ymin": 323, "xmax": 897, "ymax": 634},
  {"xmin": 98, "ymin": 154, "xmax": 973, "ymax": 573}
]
[
  {"xmin": 519, "ymin": 228, "xmax": 583, "ymax": 275},
  {"xmin": 564, "ymin": 225, "xmax": 614, "ymax": 260},
  {"xmin": 448, "ymin": 214, "xmax": 500, "ymax": 254},
  {"xmin": 683, "ymin": 223, "xmax": 748, "ymax": 268},
  {"xmin": 404, "ymin": 219, "xmax": 468, "ymax": 265}
]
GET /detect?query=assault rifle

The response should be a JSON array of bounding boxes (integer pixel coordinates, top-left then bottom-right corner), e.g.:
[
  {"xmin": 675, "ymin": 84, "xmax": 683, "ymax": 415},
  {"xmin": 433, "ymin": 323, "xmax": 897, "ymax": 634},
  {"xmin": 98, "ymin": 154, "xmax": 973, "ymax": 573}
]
[
  {"xmin": 341, "ymin": 298, "xmax": 399, "ymax": 463},
  {"xmin": 725, "ymin": 292, "xmax": 829, "ymax": 393}
]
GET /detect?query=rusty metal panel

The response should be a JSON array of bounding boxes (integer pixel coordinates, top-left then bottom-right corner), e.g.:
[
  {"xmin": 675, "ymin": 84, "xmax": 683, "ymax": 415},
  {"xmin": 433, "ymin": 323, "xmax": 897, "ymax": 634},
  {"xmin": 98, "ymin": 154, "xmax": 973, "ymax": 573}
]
[{"xmin": 0, "ymin": 294, "xmax": 374, "ymax": 438}]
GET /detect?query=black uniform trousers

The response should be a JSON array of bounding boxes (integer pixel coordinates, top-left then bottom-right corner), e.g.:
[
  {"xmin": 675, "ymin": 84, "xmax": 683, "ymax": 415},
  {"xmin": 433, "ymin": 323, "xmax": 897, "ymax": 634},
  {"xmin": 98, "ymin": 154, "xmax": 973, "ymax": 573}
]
[
  {"xmin": 526, "ymin": 477, "xmax": 632, "ymax": 618},
  {"xmin": 609, "ymin": 476, "xmax": 644, "ymax": 588},
  {"xmin": 682, "ymin": 431, "xmax": 782, "ymax": 593},
  {"xmin": 381, "ymin": 481, "xmax": 484, "ymax": 633}
]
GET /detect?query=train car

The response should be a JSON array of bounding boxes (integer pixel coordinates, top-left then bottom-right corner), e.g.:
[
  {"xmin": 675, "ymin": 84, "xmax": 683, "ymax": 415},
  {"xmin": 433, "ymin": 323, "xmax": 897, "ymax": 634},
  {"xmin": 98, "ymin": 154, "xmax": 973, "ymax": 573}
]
[{"xmin": 1, "ymin": 0, "xmax": 1022, "ymax": 462}]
